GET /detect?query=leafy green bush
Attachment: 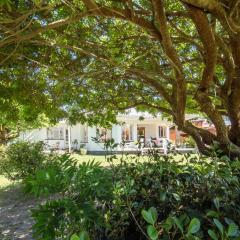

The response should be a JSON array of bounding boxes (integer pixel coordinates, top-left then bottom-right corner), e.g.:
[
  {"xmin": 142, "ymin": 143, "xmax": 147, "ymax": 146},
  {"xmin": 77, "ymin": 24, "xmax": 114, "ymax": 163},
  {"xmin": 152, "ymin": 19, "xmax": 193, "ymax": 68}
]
[
  {"xmin": 24, "ymin": 154, "xmax": 78, "ymax": 197},
  {"xmin": 29, "ymin": 155, "xmax": 113, "ymax": 239},
  {"xmin": 0, "ymin": 141, "xmax": 46, "ymax": 180},
  {"xmin": 28, "ymin": 152, "xmax": 240, "ymax": 239}
]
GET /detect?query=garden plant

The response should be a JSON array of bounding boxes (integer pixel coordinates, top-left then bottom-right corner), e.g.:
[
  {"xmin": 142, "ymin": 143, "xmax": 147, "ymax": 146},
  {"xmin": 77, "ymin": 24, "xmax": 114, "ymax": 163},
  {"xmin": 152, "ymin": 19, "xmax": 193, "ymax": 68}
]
[{"xmin": 9, "ymin": 141, "xmax": 238, "ymax": 240}]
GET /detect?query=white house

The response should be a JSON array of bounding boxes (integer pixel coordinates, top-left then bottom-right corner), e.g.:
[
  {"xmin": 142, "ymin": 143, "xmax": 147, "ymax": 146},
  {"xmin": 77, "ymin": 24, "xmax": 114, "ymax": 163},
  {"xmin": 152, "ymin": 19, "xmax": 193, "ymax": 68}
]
[{"xmin": 20, "ymin": 111, "xmax": 174, "ymax": 153}]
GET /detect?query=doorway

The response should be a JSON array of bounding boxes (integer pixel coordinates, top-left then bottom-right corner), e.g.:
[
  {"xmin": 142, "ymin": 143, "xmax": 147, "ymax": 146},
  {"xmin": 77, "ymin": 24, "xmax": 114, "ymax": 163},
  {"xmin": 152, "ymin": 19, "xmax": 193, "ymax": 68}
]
[{"xmin": 137, "ymin": 127, "xmax": 145, "ymax": 141}]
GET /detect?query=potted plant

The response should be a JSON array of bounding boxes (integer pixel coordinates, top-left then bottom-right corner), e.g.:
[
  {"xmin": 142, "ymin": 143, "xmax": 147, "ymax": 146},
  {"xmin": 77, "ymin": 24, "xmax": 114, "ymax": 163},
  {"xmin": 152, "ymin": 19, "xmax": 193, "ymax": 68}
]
[{"xmin": 80, "ymin": 144, "xmax": 87, "ymax": 155}]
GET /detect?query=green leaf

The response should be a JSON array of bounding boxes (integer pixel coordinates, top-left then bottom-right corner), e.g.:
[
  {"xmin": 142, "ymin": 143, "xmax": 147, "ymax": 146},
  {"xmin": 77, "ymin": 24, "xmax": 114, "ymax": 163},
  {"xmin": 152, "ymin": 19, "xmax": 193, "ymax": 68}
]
[
  {"xmin": 160, "ymin": 191, "xmax": 167, "ymax": 201},
  {"xmin": 227, "ymin": 223, "xmax": 239, "ymax": 237},
  {"xmin": 213, "ymin": 198, "xmax": 220, "ymax": 211},
  {"xmin": 208, "ymin": 230, "xmax": 218, "ymax": 240},
  {"xmin": 141, "ymin": 207, "xmax": 158, "ymax": 225},
  {"xmin": 206, "ymin": 210, "xmax": 219, "ymax": 218},
  {"xmin": 172, "ymin": 216, "xmax": 184, "ymax": 234},
  {"xmin": 78, "ymin": 231, "xmax": 90, "ymax": 240},
  {"xmin": 147, "ymin": 225, "xmax": 158, "ymax": 240},
  {"xmin": 162, "ymin": 217, "xmax": 173, "ymax": 231},
  {"xmin": 213, "ymin": 219, "xmax": 224, "ymax": 235},
  {"xmin": 172, "ymin": 193, "xmax": 181, "ymax": 201},
  {"xmin": 71, "ymin": 234, "xmax": 80, "ymax": 240},
  {"xmin": 187, "ymin": 218, "xmax": 201, "ymax": 234}
]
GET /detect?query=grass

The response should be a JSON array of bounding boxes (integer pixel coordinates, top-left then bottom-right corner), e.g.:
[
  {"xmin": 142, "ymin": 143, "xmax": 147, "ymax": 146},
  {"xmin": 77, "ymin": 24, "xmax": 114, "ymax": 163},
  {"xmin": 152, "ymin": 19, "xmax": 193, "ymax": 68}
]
[
  {"xmin": 71, "ymin": 152, "xmax": 198, "ymax": 166},
  {"xmin": 71, "ymin": 153, "xmax": 140, "ymax": 166}
]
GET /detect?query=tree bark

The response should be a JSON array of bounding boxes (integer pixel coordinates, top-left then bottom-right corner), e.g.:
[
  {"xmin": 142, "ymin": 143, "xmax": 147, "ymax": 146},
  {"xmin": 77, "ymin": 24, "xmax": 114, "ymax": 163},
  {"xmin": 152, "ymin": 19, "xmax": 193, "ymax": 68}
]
[{"xmin": 227, "ymin": 36, "xmax": 240, "ymax": 146}]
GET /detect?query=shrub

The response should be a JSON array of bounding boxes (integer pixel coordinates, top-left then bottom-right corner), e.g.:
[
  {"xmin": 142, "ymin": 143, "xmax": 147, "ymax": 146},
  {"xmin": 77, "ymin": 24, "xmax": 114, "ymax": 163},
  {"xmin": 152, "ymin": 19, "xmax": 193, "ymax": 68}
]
[
  {"xmin": 0, "ymin": 141, "xmax": 46, "ymax": 180},
  {"xmin": 28, "ymin": 155, "xmax": 113, "ymax": 239},
  {"xmin": 24, "ymin": 154, "xmax": 78, "ymax": 197},
  {"xmin": 28, "ymin": 152, "xmax": 240, "ymax": 239}
]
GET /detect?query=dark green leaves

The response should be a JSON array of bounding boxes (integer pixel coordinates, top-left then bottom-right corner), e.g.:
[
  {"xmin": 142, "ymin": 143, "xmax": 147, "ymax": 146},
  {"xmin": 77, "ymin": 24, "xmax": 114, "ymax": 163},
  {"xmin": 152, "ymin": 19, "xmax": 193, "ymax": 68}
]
[
  {"xmin": 227, "ymin": 223, "xmax": 239, "ymax": 237},
  {"xmin": 141, "ymin": 207, "xmax": 158, "ymax": 225},
  {"xmin": 208, "ymin": 230, "xmax": 218, "ymax": 240},
  {"xmin": 147, "ymin": 225, "xmax": 158, "ymax": 240},
  {"xmin": 172, "ymin": 216, "xmax": 184, "ymax": 234},
  {"xmin": 187, "ymin": 218, "xmax": 201, "ymax": 235},
  {"xmin": 142, "ymin": 207, "xmax": 159, "ymax": 240},
  {"xmin": 159, "ymin": 191, "xmax": 167, "ymax": 201},
  {"xmin": 27, "ymin": 152, "xmax": 240, "ymax": 240},
  {"xmin": 213, "ymin": 219, "xmax": 224, "ymax": 236}
]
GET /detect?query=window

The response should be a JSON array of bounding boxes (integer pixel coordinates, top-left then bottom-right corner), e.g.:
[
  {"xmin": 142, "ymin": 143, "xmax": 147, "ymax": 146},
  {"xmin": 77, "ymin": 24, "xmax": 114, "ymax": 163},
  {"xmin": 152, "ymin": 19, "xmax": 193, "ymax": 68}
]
[
  {"xmin": 159, "ymin": 126, "xmax": 167, "ymax": 138},
  {"xmin": 47, "ymin": 127, "xmax": 64, "ymax": 140},
  {"xmin": 96, "ymin": 127, "xmax": 112, "ymax": 141},
  {"xmin": 122, "ymin": 124, "xmax": 133, "ymax": 141}
]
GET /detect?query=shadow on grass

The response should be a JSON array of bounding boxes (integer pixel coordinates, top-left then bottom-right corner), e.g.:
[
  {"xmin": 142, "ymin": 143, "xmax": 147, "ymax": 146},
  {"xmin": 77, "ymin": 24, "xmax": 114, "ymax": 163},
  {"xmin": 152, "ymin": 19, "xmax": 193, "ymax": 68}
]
[{"xmin": 0, "ymin": 182, "xmax": 38, "ymax": 240}]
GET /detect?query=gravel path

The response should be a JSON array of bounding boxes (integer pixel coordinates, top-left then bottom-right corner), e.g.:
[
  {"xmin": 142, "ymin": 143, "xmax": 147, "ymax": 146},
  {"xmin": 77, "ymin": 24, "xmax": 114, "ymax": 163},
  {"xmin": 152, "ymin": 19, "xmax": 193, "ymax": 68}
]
[{"xmin": 0, "ymin": 184, "xmax": 40, "ymax": 240}]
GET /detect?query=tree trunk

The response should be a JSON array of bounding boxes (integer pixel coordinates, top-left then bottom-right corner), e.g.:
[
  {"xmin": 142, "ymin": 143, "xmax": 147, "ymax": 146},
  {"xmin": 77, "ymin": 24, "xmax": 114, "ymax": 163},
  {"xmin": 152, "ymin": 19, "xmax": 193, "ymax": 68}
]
[
  {"xmin": 175, "ymin": 119, "xmax": 240, "ymax": 159},
  {"xmin": 180, "ymin": 123, "xmax": 211, "ymax": 156},
  {"xmin": 227, "ymin": 37, "xmax": 240, "ymax": 146}
]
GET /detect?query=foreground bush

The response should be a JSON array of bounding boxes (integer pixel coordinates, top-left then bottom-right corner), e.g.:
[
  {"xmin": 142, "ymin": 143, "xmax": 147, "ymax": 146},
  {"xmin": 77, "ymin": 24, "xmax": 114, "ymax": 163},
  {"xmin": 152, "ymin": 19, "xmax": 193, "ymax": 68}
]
[
  {"xmin": 0, "ymin": 141, "xmax": 46, "ymax": 180},
  {"xmin": 27, "ymin": 153, "xmax": 240, "ymax": 240}
]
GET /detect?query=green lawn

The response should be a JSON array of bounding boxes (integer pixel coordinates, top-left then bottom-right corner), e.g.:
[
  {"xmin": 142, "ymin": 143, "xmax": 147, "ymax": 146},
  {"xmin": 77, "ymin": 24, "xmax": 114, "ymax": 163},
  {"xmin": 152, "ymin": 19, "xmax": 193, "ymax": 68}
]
[
  {"xmin": 71, "ymin": 153, "xmax": 142, "ymax": 166},
  {"xmin": 71, "ymin": 153, "xmax": 197, "ymax": 166}
]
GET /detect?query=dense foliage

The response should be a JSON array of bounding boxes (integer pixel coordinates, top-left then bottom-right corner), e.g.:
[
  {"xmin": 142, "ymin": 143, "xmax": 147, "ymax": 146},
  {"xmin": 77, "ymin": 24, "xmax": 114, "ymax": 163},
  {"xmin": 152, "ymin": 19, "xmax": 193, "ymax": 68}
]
[
  {"xmin": 25, "ymin": 152, "xmax": 240, "ymax": 240},
  {"xmin": 0, "ymin": 141, "xmax": 47, "ymax": 180}
]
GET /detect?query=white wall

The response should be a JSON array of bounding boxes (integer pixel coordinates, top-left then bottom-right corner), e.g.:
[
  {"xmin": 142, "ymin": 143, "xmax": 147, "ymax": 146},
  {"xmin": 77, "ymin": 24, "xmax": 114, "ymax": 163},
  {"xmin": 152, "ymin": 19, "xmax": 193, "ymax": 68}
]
[
  {"xmin": 19, "ymin": 117, "xmax": 173, "ymax": 151},
  {"xmin": 70, "ymin": 124, "xmax": 82, "ymax": 150},
  {"xmin": 45, "ymin": 139, "xmax": 66, "ymax": 149},
  {"xmin": 87, "ymin": 126, "xmax": 105, "ymax": 151},
  {"xmin": 20, "ymin": 128, "xmax": 47, "ymax": 142},
  {"xmin": 86, "ymin": 126, "xmax": 121, "ymax": 151},
  {"xmin": 112, "ymin": 124, "xmax": 122, "ymax": 145}
]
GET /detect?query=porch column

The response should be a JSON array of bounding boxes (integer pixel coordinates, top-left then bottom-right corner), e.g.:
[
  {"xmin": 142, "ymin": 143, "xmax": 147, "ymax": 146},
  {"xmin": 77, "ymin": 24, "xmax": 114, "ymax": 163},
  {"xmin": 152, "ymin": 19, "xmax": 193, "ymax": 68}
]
[
  {"xmin": 88, "ymin": 126, "xmax": 96, "ymax": 142},
  {"xmin": 156, "ymin": 125, "xmax": 159, "ymax": 139},
  {"xmin": 166, "ymin": 126, "xmax": 170, "ymax": 140},
  {"xmin": 132, "ymin": 124, "xmax": 138, "ymax": 141},
  {"xmin": 112, "ymin": 124, "xmax": 122, "ymax": 144},
  {"xmin": 68, "ymin": 125, "xmax": 71, "ymax": 153}
]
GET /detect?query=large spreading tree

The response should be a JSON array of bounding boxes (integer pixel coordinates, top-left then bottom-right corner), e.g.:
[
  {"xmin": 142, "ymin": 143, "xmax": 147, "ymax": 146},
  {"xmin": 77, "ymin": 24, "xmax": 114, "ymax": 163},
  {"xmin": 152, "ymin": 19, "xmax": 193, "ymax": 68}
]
[{"xmin": 1, "ymin": 0, "xmax": 240, "ymax": 156}]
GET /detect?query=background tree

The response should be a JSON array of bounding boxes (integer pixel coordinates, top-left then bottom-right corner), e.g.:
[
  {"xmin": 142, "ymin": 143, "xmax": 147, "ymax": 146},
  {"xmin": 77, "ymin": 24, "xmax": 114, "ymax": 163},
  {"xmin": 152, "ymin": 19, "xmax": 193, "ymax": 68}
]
[{"xmin": 1, "ymin": 0, "xmax": 240, "ymax": 156}]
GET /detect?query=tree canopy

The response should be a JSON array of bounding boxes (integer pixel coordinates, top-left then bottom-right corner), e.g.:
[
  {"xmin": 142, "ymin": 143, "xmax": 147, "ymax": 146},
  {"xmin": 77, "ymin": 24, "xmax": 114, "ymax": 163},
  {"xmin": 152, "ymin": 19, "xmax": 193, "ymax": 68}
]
[{"xmin": 1, "ymin": 0, "xmax": 240, "ymax": 156}]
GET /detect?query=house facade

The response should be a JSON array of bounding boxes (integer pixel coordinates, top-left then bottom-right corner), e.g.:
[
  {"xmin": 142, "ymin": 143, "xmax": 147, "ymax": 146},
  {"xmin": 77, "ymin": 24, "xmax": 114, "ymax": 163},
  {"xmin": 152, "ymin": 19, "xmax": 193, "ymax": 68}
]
[
  {"xmin": 20, "ymin": 111, "xmax": 223, "ymax": 152},
  {"xmin": 20, "ymin": 112, "xmax": 174, "ymax": 153}
]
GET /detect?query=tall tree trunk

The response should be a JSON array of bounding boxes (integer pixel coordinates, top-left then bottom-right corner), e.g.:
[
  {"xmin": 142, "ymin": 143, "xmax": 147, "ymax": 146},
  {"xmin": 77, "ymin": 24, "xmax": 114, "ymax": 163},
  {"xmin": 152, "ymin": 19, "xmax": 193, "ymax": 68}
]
[
  {"xmin": 227, "ymin": 37, "xmax": 240, "ymax": 146},
  {"xmin": 180, "ymin": 122, "xmax": 211, "ymax": 156}
]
